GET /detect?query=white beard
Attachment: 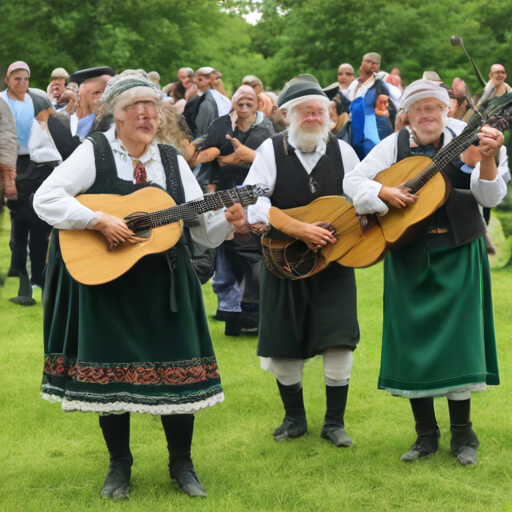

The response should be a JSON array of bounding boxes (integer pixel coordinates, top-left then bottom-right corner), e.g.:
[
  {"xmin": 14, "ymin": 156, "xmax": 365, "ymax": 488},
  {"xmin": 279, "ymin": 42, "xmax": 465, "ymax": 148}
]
[{"xmin": 288, "ymin": 111, "xmax": 330, "ymax": 152}]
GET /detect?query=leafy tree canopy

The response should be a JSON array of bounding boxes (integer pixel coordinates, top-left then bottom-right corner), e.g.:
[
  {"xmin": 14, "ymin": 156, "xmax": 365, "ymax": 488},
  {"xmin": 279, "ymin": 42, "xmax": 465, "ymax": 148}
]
[{"xmin": 0, "ymin": 0, "xmax": 510, "ymax": 95}]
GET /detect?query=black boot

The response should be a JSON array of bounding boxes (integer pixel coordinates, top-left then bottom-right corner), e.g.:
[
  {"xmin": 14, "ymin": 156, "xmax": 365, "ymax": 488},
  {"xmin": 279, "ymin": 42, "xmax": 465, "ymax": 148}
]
[
  {"xmin": 168, "ymin": 456, "xmax": 207, "ymax": 498},
  {"xmin": 320, "ymin": 384, "xmax": 352, "ymax": 447},
  {"xmin": 273, "ymin": 380, "xmax": 307, "ymax": 441},
  {"xmin": 450, "ymin": 423, "xmax": 479, "ymax": 465},
  {"xmin": 448, "ymin": 398, "xmax": 478, "ymax": 465},
  {"xmin": 161, "ymin": 415, "xmax": 207, "ymax": 497},
  {"xmin": 99, "ymin": 413, "xmax": 133, "ymax": 500},
  {"xmin": 401, "ymin": 398, "xmax": 440, "ymax": 461}
]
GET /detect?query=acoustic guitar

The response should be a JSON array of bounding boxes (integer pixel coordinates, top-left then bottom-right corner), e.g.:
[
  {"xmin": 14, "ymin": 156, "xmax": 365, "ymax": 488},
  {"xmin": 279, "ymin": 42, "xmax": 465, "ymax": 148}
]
[
  {"xmin": 263, "ymin": 96, "xmax": 512, "ymax": 278},
  {"xmin": 59, "ymin": 184, "xmax": 267, "ymax": 286}
]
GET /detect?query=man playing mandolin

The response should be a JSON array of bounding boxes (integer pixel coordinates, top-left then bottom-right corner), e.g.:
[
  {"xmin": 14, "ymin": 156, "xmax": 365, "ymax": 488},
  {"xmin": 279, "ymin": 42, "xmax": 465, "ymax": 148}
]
[
  {"xmin": 344, "ymin": 80, "xmax": 507, "ymax": 465},
  {"xmin": 33, "ymin": 70, "xmax": 245, "ymax": 500},
  {"xmin": 244, "ymin": 76, "xmax": 361, "ymax": 447}
]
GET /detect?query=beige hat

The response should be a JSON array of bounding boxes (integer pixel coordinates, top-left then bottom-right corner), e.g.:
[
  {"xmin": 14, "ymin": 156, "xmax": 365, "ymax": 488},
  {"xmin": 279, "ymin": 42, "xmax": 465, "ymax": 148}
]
[{"xmin": 51, "ymin": 67, "xmax": 69, "ymax": 80}]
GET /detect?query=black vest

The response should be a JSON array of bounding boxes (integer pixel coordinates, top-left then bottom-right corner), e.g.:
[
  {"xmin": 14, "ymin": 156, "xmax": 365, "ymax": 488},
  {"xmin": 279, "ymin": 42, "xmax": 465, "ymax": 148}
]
[
  {"xmin": 396, "ymin": 128, "xmax": 486, "ymax": 247},
  {"xmin": 270, "ymin": 132, "xmax": 345, "ymax": 210},
  {"xmin": 85, "ymin": 132, "xmax": 185, "ymax": 205}
]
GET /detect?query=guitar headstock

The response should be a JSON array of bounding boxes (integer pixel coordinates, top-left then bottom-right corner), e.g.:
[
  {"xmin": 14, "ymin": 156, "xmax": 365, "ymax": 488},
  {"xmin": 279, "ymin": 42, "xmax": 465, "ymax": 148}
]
[
  {"xmin": 217, "ymin": 184, "xmax": 269, "ymax": 208},
  {"xmin": 474, "ymin": 91, "xmax": 512, "ymax": 133}
]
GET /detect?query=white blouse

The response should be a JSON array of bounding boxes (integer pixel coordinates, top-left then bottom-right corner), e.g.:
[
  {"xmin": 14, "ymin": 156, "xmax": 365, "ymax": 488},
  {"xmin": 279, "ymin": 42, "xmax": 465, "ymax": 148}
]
[
  {"xmin": 243, "ymin": 134, "xmax": 361, "ymax": 224},
  {"xmin": 343, "ymin": 127, "xmax": 508, "ymax": 216},
  {"xmin": 33, "ymin": 125, "xmax": 235, "ymax": 248}
]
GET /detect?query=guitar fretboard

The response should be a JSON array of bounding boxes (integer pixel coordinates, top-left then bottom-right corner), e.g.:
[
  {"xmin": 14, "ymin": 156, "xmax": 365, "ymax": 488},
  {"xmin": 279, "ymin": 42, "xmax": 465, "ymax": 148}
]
[{"xmin": 147, "ymin": 185, "xmax": 261, "ymax": 228}]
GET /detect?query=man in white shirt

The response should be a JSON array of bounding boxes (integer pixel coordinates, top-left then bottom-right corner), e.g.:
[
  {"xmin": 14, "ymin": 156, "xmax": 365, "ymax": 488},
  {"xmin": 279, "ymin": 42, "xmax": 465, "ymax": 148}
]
[{"xmin": 244, "ymin": 76, "xmax": 361, "ymax": 448}]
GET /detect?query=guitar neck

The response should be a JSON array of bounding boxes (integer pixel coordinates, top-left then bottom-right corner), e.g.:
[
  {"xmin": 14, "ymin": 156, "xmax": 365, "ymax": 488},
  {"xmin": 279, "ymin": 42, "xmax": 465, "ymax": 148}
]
[
  {"xmin": 405, "ymin": 118, "xmax": 481, "ymax": 193},
  {"xmin": 148, "ymin": 186, "xmax": 259, "ymax": 228}
]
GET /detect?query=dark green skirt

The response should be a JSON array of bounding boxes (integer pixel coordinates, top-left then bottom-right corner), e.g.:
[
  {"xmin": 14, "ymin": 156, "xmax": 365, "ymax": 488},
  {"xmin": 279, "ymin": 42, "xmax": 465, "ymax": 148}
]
[
  {"xmin": 379, "ymin": 237, "xmax": 499, "ymax": 398},
  {"xmin": 41, "ymin": 230, "xmax": 223, "ymax": 414},
  {"xmin": 257, "ymin": 262, "xmax": 360, "ymax": 359}
]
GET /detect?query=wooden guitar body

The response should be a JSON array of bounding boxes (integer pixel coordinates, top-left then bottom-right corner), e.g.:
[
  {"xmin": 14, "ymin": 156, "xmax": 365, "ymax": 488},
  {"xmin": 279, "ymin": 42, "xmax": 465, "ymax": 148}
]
[
  {"xmin": 263, "ymin": 195, "xmax": 371, "ymax": 279},
  {"xmin": 59, "ymin": 187, "xmax": 182, "ymax": 286},
  {"xmin": 339, "ymin": 155, "xmax": 450, "ymax": 267}
]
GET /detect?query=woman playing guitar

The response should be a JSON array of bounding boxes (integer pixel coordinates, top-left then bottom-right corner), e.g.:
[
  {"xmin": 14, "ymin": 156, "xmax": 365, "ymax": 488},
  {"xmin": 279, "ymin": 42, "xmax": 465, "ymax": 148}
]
[
  {"xmin": 33, "ymin": 70, "xmax": 245, "ymax": 500},
  {"xmin": 344, "ymin": 79, "xmax": 507, "ymax": 465}
]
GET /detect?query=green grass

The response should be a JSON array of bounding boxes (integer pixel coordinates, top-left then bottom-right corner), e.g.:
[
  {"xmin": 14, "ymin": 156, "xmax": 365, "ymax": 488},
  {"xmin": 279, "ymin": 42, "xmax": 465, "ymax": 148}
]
[{"xmin": 1, "ymin": 212, "xmax": 512, "ymax": 512}]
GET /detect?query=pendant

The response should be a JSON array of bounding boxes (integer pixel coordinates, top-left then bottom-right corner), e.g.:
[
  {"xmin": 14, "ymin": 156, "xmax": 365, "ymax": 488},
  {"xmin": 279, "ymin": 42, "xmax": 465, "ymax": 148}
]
[{"xmin": 309, "ymin": 176, "xmax": 320, "ymax": 194}]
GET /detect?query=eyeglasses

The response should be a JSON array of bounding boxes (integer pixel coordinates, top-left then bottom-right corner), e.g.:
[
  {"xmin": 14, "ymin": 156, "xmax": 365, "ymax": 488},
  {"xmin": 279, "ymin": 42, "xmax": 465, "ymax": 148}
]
[
  {"xmin": 491, "ymin": 71, "xmax": 506, "ymax": 75},
  {"xmin": 298, "ymin": 108, "xmax": 326, "ymax": 118},
  {"xmin": 410, "ymin": 104, "xmax": 444, "ymax": 115}
]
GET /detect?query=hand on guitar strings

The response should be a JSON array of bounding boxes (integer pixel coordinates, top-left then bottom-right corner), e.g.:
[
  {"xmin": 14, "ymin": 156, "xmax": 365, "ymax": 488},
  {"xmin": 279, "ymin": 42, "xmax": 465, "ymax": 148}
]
[
  {"xmin": 293, "ymin": 222, "xmax": 337, "ymax": 251},
  {"xmin": 90, "ymin": 213, "xmax": 144, "ymax": 251},
  {"xmin": 224, "ymin": 203, "xmax": 246, "ymax": 229},
  {"xmin": 378, "ymin": 184, "xmax": 418, "ymax": 209}
]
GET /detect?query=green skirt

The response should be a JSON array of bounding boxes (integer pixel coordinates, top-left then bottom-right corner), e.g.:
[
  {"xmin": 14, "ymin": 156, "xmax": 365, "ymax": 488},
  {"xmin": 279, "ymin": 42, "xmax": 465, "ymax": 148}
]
[
  {"xmin": 257, "ymin": 262, "xmax": 360, "ymax": 359},
  {"xmin": 379, "ymin": 237, "xmax": 499, "ymax": 398},
  {"xmin": 41, "ymin": 230, "xmax": 223, "ymax": 414}
]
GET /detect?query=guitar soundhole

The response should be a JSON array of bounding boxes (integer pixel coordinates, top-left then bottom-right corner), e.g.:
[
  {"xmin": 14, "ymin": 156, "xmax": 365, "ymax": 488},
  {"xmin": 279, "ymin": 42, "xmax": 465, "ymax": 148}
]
[
  {"xmin": 132, "ymin": 227, "xmax": 152, "ymax": 239},
  {"xmin": 284, "ymin": 240, "xmax": 318, "ymax": 277}
]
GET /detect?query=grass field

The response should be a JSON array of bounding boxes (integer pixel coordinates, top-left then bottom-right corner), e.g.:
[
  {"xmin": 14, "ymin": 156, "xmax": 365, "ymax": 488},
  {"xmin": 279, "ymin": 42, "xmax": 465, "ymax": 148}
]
[{"xmin": 0, "ymin": 212, "xmax": 511, "ymax": 512}]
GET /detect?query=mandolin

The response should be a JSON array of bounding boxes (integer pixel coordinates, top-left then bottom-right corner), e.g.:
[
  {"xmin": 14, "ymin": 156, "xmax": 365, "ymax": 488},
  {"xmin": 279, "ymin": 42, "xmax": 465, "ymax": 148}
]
[
  {"xmin": 263, "ymin": 95, "xmax": 512, "ymax": 278},
  {"xmin": 59, "ymin": 184, "xmax": 267, "ymax": 285}
]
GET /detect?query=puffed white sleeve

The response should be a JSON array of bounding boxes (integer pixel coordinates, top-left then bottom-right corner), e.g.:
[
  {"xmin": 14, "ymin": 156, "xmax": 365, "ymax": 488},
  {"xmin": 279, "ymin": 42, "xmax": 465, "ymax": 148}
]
[
  {"xmin": 243, "ymin": 139, "xmax": 276, "ymax": 224},
  {"xmin": 470, "ymin": 147, "xmax": 508, "ymax": 208},
  {"xmin": 178, "ymin": 155, "xmax": 236, "ymax": 248},
  {"xmin": 338, "ymin": 140, "xmax": 360, "ymax": 173},
  {"xmin": 33, "ymin": 139, "xmax": 98, "ymax": 229},
  {"xmin": 343, "ymin": 134, "xmax": 398, "ymax": 215}
]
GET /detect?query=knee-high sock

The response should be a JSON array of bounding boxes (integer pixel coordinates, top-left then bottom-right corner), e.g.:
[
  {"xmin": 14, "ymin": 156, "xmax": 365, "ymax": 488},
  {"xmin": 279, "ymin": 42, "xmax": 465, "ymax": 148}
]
[
  {"xmin": 161, "ymin": 414, "xmax": 195, "ymax": 459},
  {"xmin": 323, "ymin": 384, "xmax": 349, "ymax": 431},
  {"xmin": 99, "ymin": 413, "xmax": 132, "ymax": 460},
  {"xmin": 448, "ymin": 399, "xmax": 471, "ymax": 426},
  {"xmin": 409, "ymin": 397, "xmax": 437, "ymax": 431},
  {"xmin": 276, "ymin": 380, "xmax": 306, "ymax": 419}
]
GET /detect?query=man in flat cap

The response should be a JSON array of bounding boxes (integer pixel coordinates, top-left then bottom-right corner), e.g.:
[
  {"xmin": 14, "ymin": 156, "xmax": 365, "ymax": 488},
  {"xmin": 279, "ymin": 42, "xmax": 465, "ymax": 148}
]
[
  {"xmin": 244, "ymin": 76, "xmax": 361, "ymax": 447},
  {"xmin": 46, "ymin": 66, "xmax": 115, "ymax": 161},
  {"xmin": 0, "ymin": 61, "xmax": 55, "ymax": 305},
  {"xmin": 346, "ymin": 53, "xmax": 401, "ymax": 159}
]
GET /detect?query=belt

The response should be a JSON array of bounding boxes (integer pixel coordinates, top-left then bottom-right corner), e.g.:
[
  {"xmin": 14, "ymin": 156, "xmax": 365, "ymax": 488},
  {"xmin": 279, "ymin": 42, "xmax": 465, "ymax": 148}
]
[{"xmin": 427, "ymin": 227, "xmax": 449, "ymax": 234}]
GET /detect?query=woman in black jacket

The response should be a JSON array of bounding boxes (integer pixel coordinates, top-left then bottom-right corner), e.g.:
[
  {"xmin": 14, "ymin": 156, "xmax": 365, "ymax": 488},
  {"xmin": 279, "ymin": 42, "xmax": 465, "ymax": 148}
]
[{"xmin": 201, "ymin": 85, "xmax": 275, "ymax": 335}]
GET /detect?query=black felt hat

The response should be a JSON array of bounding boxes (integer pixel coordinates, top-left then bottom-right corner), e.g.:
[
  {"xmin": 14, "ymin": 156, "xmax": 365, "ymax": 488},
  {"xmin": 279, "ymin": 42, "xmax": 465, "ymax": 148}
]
[
  {"xmin": 322, "ymin": 82, "xmax": 341, "ymax": 100},
  {"xmin": 277, "ymin": 75, "xmax": 329, "ymax": 109},
  {"xmin": 70, "ymin": 66, "xmax": 115, "ymax": 86}
]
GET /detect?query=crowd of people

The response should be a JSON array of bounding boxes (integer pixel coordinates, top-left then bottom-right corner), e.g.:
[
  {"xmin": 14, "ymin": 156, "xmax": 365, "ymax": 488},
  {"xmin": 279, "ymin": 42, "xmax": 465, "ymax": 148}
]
[{"xmin": 0, "ymin": 52, "xmax": 510, "ymax": 500}]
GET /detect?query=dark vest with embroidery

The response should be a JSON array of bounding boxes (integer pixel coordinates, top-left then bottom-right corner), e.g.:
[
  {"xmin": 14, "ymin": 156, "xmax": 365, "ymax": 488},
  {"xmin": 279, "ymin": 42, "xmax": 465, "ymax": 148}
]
[
  {"xmin": 396, "ymin": 128, "xmax": 486, "ymax": 247},
  {"xmin": 85, "ymin": 132, "xmax": 185, "ymax": 205},
  {"xmin": 270, "ymin": 132, "xmax": 344, "ymax": 210}
]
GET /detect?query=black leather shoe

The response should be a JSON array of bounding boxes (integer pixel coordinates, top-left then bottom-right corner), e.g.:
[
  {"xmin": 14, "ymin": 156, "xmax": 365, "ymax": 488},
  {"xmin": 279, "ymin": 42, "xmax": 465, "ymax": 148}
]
[
  {"xmin": 451, "ymin": 423, "xmax": 479, "ymax": 465},
  {"xmin": 273, "ymin": 416, "xmax": 307, "ymax": 441},
  {"xmin": 100, "ymin": 455, "xmax": 133, "ymax": 500},
  {"xmin": 169, "ymin": 457, "xmax": 207, "ymax": 498},
  {"xmin": 401, "ymin": 428, "xmax": 440, "ymax": 461}
]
